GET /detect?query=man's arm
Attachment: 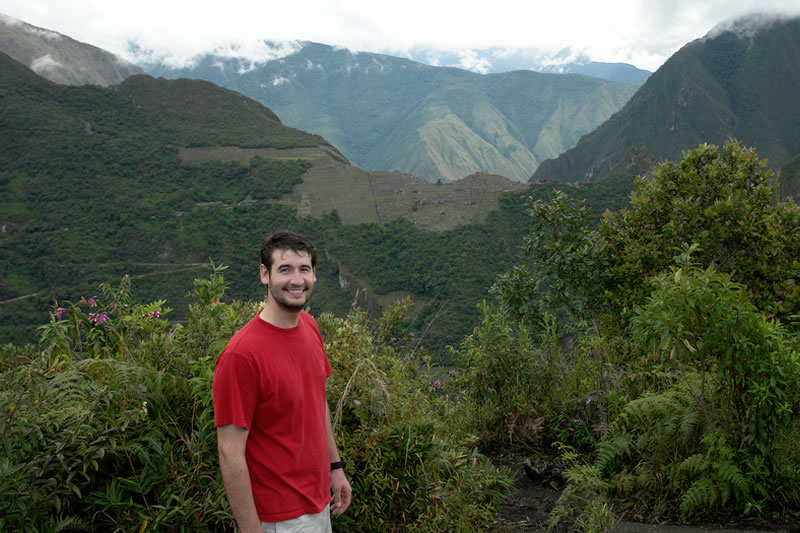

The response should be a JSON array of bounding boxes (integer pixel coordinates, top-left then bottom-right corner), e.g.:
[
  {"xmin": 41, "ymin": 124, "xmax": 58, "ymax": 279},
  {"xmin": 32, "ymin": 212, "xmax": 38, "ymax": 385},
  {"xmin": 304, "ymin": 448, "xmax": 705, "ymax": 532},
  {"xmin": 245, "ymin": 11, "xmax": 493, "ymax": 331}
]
[
  {"xmin": 217, "ymin": 425, "xmax": 262, "ymax": 533},
  {"xmin": 325, "ymin": 403, "xmax": 352, "ymax": 516}
]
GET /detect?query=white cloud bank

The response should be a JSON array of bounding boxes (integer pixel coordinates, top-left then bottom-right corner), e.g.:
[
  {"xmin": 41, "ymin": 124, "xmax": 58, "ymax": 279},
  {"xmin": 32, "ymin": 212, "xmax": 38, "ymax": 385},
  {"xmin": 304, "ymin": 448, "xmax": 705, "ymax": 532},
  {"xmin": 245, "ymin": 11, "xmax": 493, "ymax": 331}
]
[{"xmin": 1, "ymin": 0, "xmax": 800, "ymax": 71}]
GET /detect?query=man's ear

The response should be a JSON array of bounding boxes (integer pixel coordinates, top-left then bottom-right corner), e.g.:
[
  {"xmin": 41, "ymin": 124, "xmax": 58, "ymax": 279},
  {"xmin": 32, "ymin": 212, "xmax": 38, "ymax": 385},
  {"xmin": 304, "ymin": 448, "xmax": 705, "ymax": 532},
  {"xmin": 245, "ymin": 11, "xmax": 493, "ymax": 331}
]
[{"xmin": 259, "ymin": 264, "xmax": 270, "ymax": 285}]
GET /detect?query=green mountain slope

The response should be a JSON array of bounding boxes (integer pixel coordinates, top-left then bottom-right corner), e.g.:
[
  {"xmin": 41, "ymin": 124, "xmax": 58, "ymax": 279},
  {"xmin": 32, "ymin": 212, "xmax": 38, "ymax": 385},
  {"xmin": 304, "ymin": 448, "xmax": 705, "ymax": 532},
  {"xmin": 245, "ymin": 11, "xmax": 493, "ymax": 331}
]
[
  {"xmin": 145, "ymin": 43, "xmax": 637, "ymax": 183},
  {"xmin": 0, "ymin": 51, "xmax": 346, "ymax": 342},
  {"xmin": 1, "ymin": 51, "xmax": 634, "ymax": 353},
  {"xmin": 532, "ymin": 14, "xmax": 800, "ymax": 186},
  {"xmin": 0, "ymin": 51, "xmax": 528, "ymax": 351},
  {"xmin": 0, "ymin": 13, "xmax": 142, "ymax": 86}
]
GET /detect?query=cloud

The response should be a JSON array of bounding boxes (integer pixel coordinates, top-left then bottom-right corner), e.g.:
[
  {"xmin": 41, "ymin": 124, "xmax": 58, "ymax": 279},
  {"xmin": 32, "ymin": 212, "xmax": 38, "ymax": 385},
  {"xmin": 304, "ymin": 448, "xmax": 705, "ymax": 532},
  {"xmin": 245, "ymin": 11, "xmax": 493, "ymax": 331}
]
[
  {"xmin": 30, "ymin": 54, "xmax": 63, "ymax": 73},
  {"xmin": 457, "ymin": 49, "xmax": 492, "ymax": 74},
  {"xmin": 3, "ymin": 0, "xmax": 800, "ymax": 72},
  {"xmin": 705, "ymin": 10, "xmax": 790, "ymax": 40},
  {"xmin": 127, "ymin": 37, "xmax": 303, "ymax": 68},
  {"xmin": 0, "ymin": 13, "xmax": 24, "ymax": 26},
  {"xmin": 25, "ymin": 25, "xmax": 62, "ymax": 40},
  {"xmin": 272, "ymin": 75, "xmax": 289, "ymax": 87}
]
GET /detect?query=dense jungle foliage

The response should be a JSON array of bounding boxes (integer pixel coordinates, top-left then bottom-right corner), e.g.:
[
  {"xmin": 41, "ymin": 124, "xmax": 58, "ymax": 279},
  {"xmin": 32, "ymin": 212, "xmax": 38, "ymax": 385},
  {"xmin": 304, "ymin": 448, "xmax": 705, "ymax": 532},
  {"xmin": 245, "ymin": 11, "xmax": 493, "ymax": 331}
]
[{"xmin": 4, "ymin": 140, "xmax": 800, "ymax": 531}]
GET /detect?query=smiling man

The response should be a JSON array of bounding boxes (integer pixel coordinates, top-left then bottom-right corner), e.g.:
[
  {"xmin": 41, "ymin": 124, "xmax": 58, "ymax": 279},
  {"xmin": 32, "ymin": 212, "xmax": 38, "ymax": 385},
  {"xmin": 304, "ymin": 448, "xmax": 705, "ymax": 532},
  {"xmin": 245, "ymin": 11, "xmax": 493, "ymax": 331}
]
[{"xmin": 213, "ymin": 231, "xmax": 351, "ymax": 533}]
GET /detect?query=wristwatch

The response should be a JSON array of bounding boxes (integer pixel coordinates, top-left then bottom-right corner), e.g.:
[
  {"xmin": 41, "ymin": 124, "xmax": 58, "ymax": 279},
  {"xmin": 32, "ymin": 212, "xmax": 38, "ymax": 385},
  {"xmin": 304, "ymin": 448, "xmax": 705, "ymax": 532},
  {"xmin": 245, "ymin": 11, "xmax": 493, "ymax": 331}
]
[{"xmin": 330, "ymin": 457, "xmax": 346, "ymax": 471}]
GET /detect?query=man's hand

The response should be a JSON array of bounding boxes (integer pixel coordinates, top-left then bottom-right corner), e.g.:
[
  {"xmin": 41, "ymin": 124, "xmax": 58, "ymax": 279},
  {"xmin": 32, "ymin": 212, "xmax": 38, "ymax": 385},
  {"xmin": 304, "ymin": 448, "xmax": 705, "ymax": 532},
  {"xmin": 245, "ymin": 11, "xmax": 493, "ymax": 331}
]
[{"xmin": 330, "ymin": 469, "xmax": 352, "ymax": 516}]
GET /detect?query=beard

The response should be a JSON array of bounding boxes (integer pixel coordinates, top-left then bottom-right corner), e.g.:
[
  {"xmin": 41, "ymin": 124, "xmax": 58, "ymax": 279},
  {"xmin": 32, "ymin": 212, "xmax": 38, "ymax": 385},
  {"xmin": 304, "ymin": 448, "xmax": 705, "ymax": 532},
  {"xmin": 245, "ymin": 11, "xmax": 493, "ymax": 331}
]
[{"xmin": 267, "ymin": 282, "xmax": 312, "ymax": 311}]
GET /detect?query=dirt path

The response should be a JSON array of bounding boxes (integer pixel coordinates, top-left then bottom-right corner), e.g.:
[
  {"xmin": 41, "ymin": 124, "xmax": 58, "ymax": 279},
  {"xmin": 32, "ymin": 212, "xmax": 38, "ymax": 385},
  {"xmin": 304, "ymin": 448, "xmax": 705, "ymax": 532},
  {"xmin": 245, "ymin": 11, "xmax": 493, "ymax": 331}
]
[{"xmin": 492, "ymin": 457, "xmax": 799, "ymax": 533}]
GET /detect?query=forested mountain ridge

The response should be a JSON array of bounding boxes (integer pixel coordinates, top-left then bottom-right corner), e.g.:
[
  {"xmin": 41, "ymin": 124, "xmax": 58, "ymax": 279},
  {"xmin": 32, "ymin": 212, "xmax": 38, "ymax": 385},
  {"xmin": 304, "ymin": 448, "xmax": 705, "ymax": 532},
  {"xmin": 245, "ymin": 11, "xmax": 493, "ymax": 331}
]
[
  {"xmin": 0, "ymin": 50, "xmax": 551, "ymax": 351},
  {"xmin": 0, "ymin": 13, "xmax": 142, "ymax": 86},
  {"xmin": 532, "ymin": 14, "xmax": 800, "ymax": 194},
  {"xmin": 144, "ymin": 42, "xmax": 638, "ymax": 183}
]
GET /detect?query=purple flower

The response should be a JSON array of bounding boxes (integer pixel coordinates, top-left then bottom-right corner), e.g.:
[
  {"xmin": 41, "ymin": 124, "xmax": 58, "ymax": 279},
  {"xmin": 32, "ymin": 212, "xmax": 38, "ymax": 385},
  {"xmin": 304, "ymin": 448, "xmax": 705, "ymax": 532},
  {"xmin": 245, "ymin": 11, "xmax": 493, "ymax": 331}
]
[
  {"xmin": 143, "ymin": 308, "xmax": 162, "ymax": 319},
  {"xmin": 54, "ymin": 307, "xmax": 69, "ymax": 320},
  {"xmin": 88, "ymin": 311, "xmax": 110, "ymax": 324},
  {"xmin": 432, "ymin": 380, "xmax": 441, "ymax": 390},
  {"xmin": 80, "ymin": 296, "xmax": 98, "ymax": 308},
  {"xmin": 448, "ymin": 369, "xmax": 457, "ymax": 376}
]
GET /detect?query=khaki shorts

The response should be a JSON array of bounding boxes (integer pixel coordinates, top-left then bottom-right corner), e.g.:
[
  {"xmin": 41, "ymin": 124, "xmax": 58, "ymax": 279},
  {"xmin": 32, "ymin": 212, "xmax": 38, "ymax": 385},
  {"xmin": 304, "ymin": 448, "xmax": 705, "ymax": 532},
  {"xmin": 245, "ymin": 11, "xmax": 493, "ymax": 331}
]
[{"xmin": 261, "ymin": 504, "xmax": 332, "ymax": 533}]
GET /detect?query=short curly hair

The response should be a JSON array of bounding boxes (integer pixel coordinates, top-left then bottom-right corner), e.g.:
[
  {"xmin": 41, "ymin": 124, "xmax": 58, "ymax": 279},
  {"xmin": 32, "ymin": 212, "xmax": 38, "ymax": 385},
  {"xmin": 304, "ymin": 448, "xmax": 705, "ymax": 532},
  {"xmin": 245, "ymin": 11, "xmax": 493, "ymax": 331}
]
[{"xmin": 260, "ymin": 231, "xmax": 317, "ymax": 272}]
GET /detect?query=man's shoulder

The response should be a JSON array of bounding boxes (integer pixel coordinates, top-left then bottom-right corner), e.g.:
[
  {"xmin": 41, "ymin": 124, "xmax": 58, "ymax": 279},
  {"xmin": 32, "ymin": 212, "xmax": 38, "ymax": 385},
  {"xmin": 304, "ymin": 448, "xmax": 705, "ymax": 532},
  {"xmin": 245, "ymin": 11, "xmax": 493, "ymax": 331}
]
[
  {"xmin": 299, "ymin": 310, "xmax": 316, "ymax": 325},
  {"xmin": 217, "ymin": 313, "xmax": 264, "ymax": 361},
  {"xmin": 299, "ymin": 311, "xmax": 323, "ymax": 335}
]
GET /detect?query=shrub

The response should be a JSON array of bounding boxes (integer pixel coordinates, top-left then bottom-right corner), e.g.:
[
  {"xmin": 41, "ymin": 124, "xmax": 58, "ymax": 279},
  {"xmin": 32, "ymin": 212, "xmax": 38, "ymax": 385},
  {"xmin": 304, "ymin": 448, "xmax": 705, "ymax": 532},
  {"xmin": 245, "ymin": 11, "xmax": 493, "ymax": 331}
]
[
  {"xmin": 552, "ymin": 252, "xmax": 800, "ymax": 525},
  {"xmin": 0, "ymin": 268, "xmax": 512, "ymax": 532},
  {"xmin": 320, "ymin": 305, "xmax": 513, "ymax": 532}
]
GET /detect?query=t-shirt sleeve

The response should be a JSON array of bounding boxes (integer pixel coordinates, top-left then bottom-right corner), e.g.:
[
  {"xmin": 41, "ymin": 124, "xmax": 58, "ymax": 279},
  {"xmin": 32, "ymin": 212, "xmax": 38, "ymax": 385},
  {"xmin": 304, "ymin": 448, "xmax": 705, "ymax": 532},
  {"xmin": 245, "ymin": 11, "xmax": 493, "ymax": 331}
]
[{"xmin": 213, "ymin": 349, "xmax": 259, "ymax": 430}]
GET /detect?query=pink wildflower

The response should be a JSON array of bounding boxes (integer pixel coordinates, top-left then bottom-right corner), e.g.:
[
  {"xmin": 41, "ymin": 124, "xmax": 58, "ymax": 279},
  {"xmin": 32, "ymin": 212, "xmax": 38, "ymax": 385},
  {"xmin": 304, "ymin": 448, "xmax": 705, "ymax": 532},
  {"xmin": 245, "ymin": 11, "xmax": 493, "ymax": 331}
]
[
  {"xmin": 54, "ymin": 307, "xmax": 69, "ymax": 320},
  {"xmin": 433, "ymin": 380, "xmax": 441, "ymax": 389},
  {"xmin": 80, "ymin": 296, "xmax": 98, "ymax": 308},
  {"xmin": 88, "ymin": 311, "xmax": 110, "ymax": 324}
]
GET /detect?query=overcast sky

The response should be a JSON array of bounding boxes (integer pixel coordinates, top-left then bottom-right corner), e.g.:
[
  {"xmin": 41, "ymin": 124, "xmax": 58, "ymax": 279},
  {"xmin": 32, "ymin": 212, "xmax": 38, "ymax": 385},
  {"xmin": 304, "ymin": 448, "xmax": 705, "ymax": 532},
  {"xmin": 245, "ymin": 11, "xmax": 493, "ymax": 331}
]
[{"xmin": 2, "ymin": 0, "xmax": 800, "ymax": 71}]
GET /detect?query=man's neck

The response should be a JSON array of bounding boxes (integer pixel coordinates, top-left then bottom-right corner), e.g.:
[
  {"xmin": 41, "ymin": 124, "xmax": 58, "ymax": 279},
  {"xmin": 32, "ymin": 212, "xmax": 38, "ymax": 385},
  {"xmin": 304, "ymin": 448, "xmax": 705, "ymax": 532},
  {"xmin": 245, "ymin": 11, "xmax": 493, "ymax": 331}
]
[{"xmin": 259, "ymin": 302, "xmax": 301, "ymax": 329}]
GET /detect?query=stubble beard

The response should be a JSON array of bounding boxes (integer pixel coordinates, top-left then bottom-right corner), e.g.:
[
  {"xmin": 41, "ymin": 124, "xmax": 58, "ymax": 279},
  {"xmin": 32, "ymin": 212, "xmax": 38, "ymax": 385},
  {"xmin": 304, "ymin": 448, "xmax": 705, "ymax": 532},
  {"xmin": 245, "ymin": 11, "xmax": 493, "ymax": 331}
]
[{"xmin": 267, "ymin": 283, "xmax": 311, "ymax": 311}]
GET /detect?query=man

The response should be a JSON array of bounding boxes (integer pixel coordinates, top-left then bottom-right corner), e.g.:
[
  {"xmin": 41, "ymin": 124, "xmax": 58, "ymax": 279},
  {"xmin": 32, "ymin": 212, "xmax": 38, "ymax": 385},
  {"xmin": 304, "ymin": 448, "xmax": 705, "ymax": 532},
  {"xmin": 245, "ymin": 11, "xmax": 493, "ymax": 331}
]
[{"xmin": 213, "ymin": 231, "xmax": 351, "ymax": 533}]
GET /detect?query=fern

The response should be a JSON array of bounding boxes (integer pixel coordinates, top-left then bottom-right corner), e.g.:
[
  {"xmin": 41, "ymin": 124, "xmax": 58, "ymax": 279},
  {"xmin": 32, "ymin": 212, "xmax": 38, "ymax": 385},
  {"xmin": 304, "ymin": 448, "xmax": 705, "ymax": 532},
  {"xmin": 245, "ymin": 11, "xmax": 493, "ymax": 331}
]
[{"xmin": 680, "ymin": 477, "xmax": 720, "ymax": 516}]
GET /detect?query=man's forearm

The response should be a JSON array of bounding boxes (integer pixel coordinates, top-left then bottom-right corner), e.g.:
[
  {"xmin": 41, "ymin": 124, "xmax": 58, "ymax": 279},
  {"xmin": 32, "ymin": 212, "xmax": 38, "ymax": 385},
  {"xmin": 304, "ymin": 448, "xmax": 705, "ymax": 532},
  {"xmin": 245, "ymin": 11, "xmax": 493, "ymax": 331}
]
[{"xmin": 219, "ymin": 445, "xmax": 261, "ymax": 532}]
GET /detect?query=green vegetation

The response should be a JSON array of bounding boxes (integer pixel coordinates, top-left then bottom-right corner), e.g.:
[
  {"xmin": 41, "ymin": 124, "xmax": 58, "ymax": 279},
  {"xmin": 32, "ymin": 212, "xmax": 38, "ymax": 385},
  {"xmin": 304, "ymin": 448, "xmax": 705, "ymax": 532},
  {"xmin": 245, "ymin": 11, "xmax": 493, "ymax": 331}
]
[
  {"xmin": 0, "ymin": 266, "xmax": 511, "ymax": 532},
  {"xmin": 4, "ymin": 60, "xmax": 800, "ymax": 530},
  {"xmin": 453, "ymin": 141, "xmax": 800, "ymax": 528},
  {"xmin": 0, "ymin": 49, "xmax": 638, "ymax": 357}
]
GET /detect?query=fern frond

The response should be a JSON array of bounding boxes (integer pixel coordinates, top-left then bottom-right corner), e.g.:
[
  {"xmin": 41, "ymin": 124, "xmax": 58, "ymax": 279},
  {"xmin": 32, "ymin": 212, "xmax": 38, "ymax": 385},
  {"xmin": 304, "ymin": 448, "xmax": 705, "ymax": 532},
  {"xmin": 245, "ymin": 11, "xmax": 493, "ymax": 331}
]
[{"xmin": 680, "ymin": 477, "xmax": 719, "ymax": 516}]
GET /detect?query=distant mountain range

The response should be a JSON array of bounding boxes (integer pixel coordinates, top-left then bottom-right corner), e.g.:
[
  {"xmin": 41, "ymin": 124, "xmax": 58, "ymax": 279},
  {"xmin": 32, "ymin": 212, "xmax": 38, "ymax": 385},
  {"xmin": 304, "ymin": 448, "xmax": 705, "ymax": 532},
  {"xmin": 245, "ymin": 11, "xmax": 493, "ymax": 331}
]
[
  {"xmin": 404, "ymin": 46, "xmax": 651, "ymax": 85},
  {"xmin": 532, "ymin": 14, "xmax": 800, "ymax": 194},
  {"xmin": 0, "ymin": 14, "xmax": 644, "ymax": 184},
  {"xmin": 0, "ymin": 13, "xmax": 142, "ymax": 86},
  {"xmin": 144, "ymin": 42, "xmax": 637, "ymax": 182}
]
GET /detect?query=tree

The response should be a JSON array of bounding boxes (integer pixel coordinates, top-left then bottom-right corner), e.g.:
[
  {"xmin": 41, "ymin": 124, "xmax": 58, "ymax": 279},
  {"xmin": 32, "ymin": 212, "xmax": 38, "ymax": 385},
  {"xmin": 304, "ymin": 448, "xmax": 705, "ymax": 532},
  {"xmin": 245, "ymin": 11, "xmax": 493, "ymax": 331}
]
[{"xmin": 498, "ymin": 140, "xmax": 800, "ymax": 331}]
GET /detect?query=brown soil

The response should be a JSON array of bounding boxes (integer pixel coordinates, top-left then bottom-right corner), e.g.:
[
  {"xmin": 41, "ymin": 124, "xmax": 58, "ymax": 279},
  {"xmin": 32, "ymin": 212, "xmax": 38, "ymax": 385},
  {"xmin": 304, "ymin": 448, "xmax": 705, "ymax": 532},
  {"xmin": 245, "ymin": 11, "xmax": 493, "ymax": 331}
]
[{"xmin": 491, "ymin": 454, "xmax": 800, "ymax": 533}]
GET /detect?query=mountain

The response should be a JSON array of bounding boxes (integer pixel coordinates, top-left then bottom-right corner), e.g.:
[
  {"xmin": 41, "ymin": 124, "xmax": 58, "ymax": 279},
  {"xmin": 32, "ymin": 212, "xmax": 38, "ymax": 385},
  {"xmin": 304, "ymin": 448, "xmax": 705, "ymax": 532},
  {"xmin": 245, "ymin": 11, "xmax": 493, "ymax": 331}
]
[
  {"xmin": 0, "ymin": 50, "xmax": 539, "ymax": 351},
  {"xmin": 0, "ymin": 13, "xmax": 142, "ymax": 86},
  {"xmin": 143, "ymin": 42, "xmax": 637, "ymax": 183},
  {"xmin": 532, "ymin": 14, "xmax": 800, "ymax": 187},
  {"xmin": 405, "ymin": 46, "xmax": 652, "ymax": 85}
]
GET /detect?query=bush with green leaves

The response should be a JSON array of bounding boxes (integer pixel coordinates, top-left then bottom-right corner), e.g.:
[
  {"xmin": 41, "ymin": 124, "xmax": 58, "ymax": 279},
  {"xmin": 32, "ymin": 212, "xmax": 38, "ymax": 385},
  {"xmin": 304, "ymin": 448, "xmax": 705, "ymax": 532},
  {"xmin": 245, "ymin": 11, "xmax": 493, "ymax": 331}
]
[
  {"xmin": 1, "ymin": 265, "xmax": 255, "ymax": 532},
  {"xmin": 497, "ymin": 140, "xmax": 800, "ymax": 334},
  {"xmin": 450, "ymin": 301, "xmax": 628, "ymax": 451},
  {"xmin": 319, "ymin": 303, "xmax": 512, "ymax": 532},
  {"xmin": 486, "ymin": 141, "xmax": 800, "ymax": 527},
  {"xmin": 551, "ymin": 254, "xmax": 800, "ymax": 526},
  {"xmin": 626, "ymin": 251, "xmax": 799, "ymax": 516},
  {"xmin": 601, "ymin": 140, "xmax": 800, "ymax": 324},
  {"xmin": 0, "ymin": 266, "xmax": 512, "ymax": 532}
]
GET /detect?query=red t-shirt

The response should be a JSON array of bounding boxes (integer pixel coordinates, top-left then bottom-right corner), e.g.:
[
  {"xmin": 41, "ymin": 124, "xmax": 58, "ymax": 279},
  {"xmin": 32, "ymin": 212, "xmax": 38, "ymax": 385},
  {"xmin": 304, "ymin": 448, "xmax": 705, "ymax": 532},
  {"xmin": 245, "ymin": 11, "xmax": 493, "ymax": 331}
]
[{"xmin": 213, "ymin": 311, "xmax": 332, "ymax": 522}]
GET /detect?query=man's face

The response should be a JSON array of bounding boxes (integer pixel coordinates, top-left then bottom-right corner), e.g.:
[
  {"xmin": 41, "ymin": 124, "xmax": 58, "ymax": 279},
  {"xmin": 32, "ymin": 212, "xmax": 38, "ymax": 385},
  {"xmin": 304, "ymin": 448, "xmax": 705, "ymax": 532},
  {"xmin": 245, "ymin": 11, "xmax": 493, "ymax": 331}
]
[{"xmin": 260, "ymin": 249, "xmax": 316, "ymax": 311}]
